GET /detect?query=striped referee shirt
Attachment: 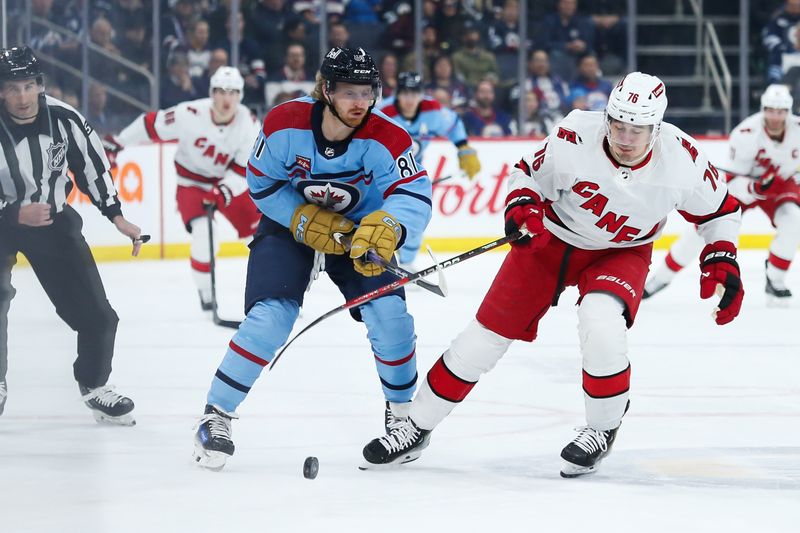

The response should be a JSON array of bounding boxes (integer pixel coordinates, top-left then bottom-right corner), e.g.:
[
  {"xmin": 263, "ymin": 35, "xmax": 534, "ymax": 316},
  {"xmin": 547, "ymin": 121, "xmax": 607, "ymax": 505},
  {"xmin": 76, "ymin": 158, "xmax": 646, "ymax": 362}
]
[{"xmin": 0, "ymin": 94, "xmax": 121, "ymax": 224}]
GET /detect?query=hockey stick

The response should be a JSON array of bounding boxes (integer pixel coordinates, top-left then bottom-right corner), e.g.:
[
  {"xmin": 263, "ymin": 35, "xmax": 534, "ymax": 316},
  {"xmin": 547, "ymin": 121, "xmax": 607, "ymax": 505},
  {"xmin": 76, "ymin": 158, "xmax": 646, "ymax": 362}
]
[
  {"xmin": 268, "ymin": 231, "xmax": 521, "ymax": 370},
  {"xmin": 431, "ymin": 175, "xmax": 453, "ymax": 185},
  {"xmin": 335, "ymin": 233, "xmax": 447, "ymax": 297},
  {"xmin": 205, "ymin": 203, "xmax": 241, "ymax": 329}
]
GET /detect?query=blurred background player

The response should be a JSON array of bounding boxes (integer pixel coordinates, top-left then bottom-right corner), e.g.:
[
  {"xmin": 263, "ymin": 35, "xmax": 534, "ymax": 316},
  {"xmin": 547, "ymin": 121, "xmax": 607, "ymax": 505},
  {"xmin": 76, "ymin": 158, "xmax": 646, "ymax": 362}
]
[
  {"xmin": 644, "ymin": 84, "xmax": 800, "ymax": 306},
  {"xmin": 361, "ymin": 72, "xmax": 744, "ymax": 476},
  {"xmin": 0, "ymin": 46, "xmax": 143, "ymax": 424},
  {"xmin": 378, "ymin": 71, "xmax": 480, "ymax": 269},
  {"xmin": 104, "ymin": 67, "xmax": 261, "ymax": 312},
  {"xmin": 192, "ymin": 47, "xmax": 432, "ymax": 471}
]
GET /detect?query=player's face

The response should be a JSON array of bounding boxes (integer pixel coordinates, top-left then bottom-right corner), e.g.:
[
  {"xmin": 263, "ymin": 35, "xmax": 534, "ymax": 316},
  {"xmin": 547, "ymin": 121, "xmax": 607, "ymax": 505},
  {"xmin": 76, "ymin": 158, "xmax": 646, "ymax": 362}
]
[
  {"xmin": 397, "ymin": 90, "xmax": 423, "ymax": 117},
  {"xmin": 763, "ymin": 107, "xmax": 788, "ymax": 135},
  {"xmin": 606, "ymin": 118, "xmax": 653, "ymax": 164},
  {"xmin": 211, "ymin": 88, "xmax": 239, "ymax": 118},
  {"xmin": 1, "ymin": 78, "xmax": 42, "ymax": 122},
  {"xmin": 329, "ymin": 82, "xmax": 377, "ymax": 127}
]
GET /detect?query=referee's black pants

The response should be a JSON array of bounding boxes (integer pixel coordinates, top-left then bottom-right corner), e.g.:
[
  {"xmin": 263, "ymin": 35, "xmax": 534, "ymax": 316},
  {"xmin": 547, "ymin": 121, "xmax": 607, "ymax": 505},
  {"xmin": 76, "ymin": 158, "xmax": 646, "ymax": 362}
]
[{"xmin": 0, "ymin": 206, "xmax": 118, "ymax": 388}]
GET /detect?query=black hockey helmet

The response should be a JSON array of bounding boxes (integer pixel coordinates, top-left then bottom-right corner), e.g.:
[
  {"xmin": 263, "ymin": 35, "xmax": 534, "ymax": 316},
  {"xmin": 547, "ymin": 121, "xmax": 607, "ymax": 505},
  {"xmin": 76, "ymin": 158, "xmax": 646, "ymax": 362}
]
[
  {"xmin": 320, "ymin": 46, "xmax": 380, "ymax": 90},
  {"xmin": 0, "ymin": 46, "xmax": 43, "ymax": 85},
  {"xmin": 397, "ymin": 71, "xmax": 423, "ymax": 93}
]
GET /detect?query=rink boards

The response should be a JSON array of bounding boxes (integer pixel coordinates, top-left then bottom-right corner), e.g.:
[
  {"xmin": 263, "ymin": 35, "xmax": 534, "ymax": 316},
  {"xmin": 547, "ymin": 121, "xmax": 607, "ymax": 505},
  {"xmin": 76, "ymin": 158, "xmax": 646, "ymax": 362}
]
[{"xmin": 68, "ymin": 137, "xmax": 777, "ymax": 261}]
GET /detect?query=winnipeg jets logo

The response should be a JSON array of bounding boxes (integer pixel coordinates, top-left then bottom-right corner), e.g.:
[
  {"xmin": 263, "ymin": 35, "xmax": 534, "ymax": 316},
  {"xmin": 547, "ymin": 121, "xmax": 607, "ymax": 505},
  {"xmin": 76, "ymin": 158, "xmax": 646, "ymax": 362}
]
[
  {"xmin": 297, "ymin": 180, "xmax": 360, "ymax": 214},
  {"xmin": 46, "ymin": 142, "xmax": 67, "ymax": 172}
]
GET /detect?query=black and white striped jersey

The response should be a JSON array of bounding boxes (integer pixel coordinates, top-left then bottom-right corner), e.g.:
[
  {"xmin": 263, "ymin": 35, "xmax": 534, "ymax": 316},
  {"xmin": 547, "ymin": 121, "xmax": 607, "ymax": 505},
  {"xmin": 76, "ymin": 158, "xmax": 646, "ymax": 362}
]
[{"xmin": 0, "ymin": 94, "xmax": 121, "ymax": 223}]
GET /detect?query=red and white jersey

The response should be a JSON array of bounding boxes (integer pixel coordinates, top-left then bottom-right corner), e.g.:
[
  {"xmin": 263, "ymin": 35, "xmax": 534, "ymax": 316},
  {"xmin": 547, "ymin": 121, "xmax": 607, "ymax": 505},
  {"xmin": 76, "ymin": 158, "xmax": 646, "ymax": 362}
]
[
  {"xmin": 116, "ymin": 98, "xmax": 259, "ymax": 194},
  {"xmin": 509, "ymin": 110, "xmax": 741, "ymax": 250},
  {"xmin": 724, "ymin": 111, "xmax": 800, "ymax": 203}
]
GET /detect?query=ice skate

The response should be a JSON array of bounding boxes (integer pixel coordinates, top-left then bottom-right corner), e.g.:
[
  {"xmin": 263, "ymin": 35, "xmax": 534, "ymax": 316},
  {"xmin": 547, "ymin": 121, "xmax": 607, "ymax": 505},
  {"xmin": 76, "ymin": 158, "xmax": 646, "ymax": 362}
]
[
  {"xmin": 560, "ymin": 426, "xmax": 618, "ymax": 478},
  {"xmin": 765, "ymin": 261, "xmax": 792, "ymax": 307},
  {"xmin": 384, "ymin": 401, "xmax": 410, "ymax": 433},
  {"xmin": 0, "ymin": 379, "xmax": 7, "ymax": 416},
  {"xmin": 198, "ymin": 289, "xmax": 213, "ymax": 311},
  {"xmin": 642, "ymin": 277, "xmax": 669, "ymax": 299},
  {"xmin": 193, "ymin": 404, "xmax": 237, "ymax": 471},
  {"xmin": 360, "ymin": 418, "xmax": 431, "ymax": 470},
  {"xmin": 79, "ymin": 384, "xmax": 136, "ymax": 426}
]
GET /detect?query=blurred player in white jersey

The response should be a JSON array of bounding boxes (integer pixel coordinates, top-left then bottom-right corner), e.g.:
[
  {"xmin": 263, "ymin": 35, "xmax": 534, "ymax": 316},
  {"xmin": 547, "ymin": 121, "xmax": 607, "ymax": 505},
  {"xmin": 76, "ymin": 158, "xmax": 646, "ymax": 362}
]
[
  {"xmin": 104, "ymin": 67, "xmax": 261, "ymax": 310},
  {"xmin": 644, "ymin": 84, "xmax": 800, "ymax": 306},
  {"xmin": 360, "ymin": 72, "xmax": 744, "ymax": 477}
]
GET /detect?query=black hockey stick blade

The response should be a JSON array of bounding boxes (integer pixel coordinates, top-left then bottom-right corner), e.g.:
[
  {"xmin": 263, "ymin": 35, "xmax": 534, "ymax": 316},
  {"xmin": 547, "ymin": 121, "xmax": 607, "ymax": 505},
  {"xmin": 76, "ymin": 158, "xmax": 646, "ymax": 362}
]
[
  {"xmin": 206, "ymin": 203, "xmax": 241, "ymax": 330},
  {"xmin": 268, "ymin": 231, "xmax": 521, "ymax": 371},
  {"xmin": 431, "ymin": 174, "xmax": 453, "ymax": 185}
]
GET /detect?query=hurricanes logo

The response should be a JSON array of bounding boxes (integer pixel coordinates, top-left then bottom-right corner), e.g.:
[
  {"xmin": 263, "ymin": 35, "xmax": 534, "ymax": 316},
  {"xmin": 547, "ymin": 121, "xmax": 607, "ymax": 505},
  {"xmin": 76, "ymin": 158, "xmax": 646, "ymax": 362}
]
[
  {"xmin": 46, "ymin": 142, "xmax": 67, "ymax": 172},
  {"xmin": 297, "ymin": 180, "xmax": 360, "ymax": 214}
]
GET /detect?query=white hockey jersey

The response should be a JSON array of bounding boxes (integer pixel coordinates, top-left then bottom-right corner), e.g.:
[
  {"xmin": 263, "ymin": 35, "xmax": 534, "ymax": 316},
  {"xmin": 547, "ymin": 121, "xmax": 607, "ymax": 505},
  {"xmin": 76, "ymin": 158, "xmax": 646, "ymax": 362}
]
[
  {"xmin": 508, "ymin": 110, "xmax": 741, "ymax": 250},
  {"xmin": 116, "ymin": 98, "xmax": 259, "ymax": 195},
  {"xmin": 724, "ymin": 111, "xmax": 800, "ymax": 204}
]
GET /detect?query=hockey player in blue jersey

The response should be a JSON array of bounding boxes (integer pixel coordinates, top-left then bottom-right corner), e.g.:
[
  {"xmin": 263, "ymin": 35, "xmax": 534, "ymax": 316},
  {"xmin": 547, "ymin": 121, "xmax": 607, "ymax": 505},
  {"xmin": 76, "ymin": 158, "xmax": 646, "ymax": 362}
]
[
  {"xmin": 379, "ymin": 71, "xmax": 480, "ymax": 267},
  {"xmin": 192, "ymin": 47, "xmax": 432, "ymax": 470}
]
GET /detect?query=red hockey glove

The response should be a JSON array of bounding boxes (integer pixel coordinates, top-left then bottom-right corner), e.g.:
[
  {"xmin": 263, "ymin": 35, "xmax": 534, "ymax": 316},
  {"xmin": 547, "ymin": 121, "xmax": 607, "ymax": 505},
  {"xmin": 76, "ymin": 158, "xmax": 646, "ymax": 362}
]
[
  {"xmin": 213, "ymin": 184, "xmax": 233, "ymax": 209},
  {"xmin": 699, "ymin": 241, "xmax": 744, "ymax": 326},
  {"xmin": 748, "ymin": 165, "xmax": 779, "ymax": 199},
  {"xmin": 504, "ymin": 188, "xmax": 550, "ymax": 251},
  {"xmin": 102, "ymin": 134, "xmax": 123, "ymax": 171}
]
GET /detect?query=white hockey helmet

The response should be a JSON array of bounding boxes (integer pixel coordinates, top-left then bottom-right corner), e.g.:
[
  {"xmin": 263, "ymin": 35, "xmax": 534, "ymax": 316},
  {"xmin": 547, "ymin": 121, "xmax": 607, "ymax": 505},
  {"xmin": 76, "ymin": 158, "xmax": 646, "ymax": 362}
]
[
  {"xmin": 209, "ymin": 66, "xmax": 244, "ymax": 101},
  {"xmin": 605, "ymin": 72, "xmax": 668, "ymax": 151},
  {"xmin": 760, "ymin": 84, "xmax": 793, "ymax": 111}
]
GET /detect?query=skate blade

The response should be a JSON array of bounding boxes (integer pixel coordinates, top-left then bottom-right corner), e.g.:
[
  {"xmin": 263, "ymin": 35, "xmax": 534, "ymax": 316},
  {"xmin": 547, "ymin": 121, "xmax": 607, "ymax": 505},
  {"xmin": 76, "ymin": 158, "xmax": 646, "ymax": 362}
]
[
  {"xmin": 358, "ymin": 450, "xmax": 423, "ymax": 471},
  {"xmin": 92, "ymin": 410, "xmax": 136, "ymax": 426},
  {"xmin": 766, "ymin": 295, "xmax": 791, "ymax": 308},
  {"xmin": 560, "ymin": 460, "xmax": 600, "ymax": 478},
  {"xmin": 193, "ymin": 445, "xmax": 230, "ymax": 472}
]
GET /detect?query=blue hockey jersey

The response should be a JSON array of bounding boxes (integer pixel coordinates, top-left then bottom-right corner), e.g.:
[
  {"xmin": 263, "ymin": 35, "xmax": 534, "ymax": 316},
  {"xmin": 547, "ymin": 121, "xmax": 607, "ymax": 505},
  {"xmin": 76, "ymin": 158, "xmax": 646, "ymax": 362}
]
[
  {"xmin": 247, "ymin": 96, "xmax": 432, "ymax": 245},
  {"xmin": 378, "ymin": 95, "xmax": 468, "ymax": 158}
]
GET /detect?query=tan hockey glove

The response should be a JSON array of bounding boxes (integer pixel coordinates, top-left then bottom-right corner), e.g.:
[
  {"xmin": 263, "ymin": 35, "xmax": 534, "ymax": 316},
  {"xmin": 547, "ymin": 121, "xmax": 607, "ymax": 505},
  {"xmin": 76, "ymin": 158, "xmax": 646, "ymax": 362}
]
[
  {"xmin": 349, "ymin": 210, "xmax": 403, "ymax": 276},
  {"xmin": 457, "ymin": 144, "xmax": 481, "ymax": 179},
  {"xmin": 290, "ymin": 203, "xmax": 355, "ymax": 255}
]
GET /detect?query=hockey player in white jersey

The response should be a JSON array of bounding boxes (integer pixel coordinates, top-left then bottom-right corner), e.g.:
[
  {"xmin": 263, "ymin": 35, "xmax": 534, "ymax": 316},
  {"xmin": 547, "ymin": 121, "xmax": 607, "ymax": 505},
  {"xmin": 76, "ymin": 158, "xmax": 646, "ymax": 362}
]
[
  {"xmin": 360, "ymin": 72, "xmax": 744, "ymax": 477},
  {"xmin": 104, "ymin": 67, "xmax": 261, "ymax": 310},
  {"xmin": 644, "ymin": 84, "xmax": 800, "ymax": 305}
]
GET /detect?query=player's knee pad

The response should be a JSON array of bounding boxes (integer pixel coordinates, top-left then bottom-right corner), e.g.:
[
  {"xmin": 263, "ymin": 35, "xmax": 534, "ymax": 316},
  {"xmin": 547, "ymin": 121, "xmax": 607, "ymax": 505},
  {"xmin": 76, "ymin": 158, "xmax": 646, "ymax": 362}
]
[
  {"xmin": 232, "ymin": 299, "xmax": 300, "ymax": 361},
  {"xmin": 774, "ymin": 203, "xmax": 800, "ymax": 246},
  {"xmin": 444, "ymin": 319, "xmax": 514, "ymax": 382},
  {"xmin": 189, "ymin": 216, "xmax": 217, "ymax": 264},
  {"xmin": 578, "ymin": 292, "xmax": 628, "ymax": 376},
  {"xmin": 360, "ymin": 295, "xmax": 415, "ymax": 354}
]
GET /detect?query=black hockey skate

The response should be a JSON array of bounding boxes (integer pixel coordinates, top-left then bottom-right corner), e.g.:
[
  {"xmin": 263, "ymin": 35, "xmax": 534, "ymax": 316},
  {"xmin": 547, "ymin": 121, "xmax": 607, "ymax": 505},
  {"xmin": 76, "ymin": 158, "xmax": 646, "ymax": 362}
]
[
  {"xmin": 0, "ymin": 379, "xmax": 7, "ymax": 416},
  {"xmin": 360, "ymin": 418, "xmax": 431, "ymax": 470},
  {"xmin": 193, "ymin": 404, "xmax": 237, "ymax": 471},
  {"xmin": 79, "ymin": 384, "xmax": 136, "ymax": 426},
  {"xmin": 642, "ymin": 279, "xmax": 668, "ymax": 299},
  {"xmin": 765, "ymin": 261, "xmax": 792, "ymax": 307},
  {"xmin": 560, "ymin": 426, "xmax": 618, "ymax": 478},
  {"xmin": 385, "ymin": 401, "xmax": 410, "ymax": 434}
]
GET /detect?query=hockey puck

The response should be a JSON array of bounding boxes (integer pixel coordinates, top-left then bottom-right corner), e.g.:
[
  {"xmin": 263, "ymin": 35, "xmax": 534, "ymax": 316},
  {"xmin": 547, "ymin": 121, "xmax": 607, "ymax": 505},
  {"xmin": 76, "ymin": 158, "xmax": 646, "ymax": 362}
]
[{"xmin": 303, "ymin": 456, "xmax": 319, "ymax": 479}]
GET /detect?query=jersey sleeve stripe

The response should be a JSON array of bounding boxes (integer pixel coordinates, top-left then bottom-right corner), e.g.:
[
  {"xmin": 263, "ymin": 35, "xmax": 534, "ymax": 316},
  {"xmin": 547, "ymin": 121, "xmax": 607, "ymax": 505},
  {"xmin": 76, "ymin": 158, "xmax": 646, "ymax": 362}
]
[
  {"xmin": 229, "ymin": 161, "xmax": 246, "ymax": 176},
  {"xmin": 250, "ymin": 181, "xmax": 285, "ymax": 200},
  {"xmin": 247, "ymin": 161, "xmax": 266, "ymax": 177},
  {"xmin": 390, "ymin": 188, "xmax": 433, "ymax": 206},
  {"xmin": 383, "ymin": 170, "xmax": 427, "ymax": 198},
  {"xmin": 143, "ymin": 111, "xmax": 163, "ymax": 142},
  {"xmin": 678, "ymin": 192, "xmax": 741, "ymax": 225}
]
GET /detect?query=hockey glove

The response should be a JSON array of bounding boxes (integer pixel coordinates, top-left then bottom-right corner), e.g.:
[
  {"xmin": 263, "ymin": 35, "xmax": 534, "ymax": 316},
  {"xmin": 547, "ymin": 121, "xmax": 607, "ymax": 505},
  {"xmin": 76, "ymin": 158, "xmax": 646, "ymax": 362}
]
[
  {"xmin": 290, "ymin": 203, "xmax": 355, "ymax": 255},
  {"xmin": 748, "ymin": 165, "xmax": 779, "ymax": 199},
  {"xmin": 504, "ymin": 188, "xmax": 550, "ymax": 251},
  {"xmin": 699, "ymin": 241, "xmax": 744, "ymax": 326},
  {"xmin": 102, "ymin": 134, "xmax": 123, "ymax": 171},
  {"xmin": 457, "ymin": 144, "xmax": 481, "ymax": 179},
  {"xmin": 350, "ymin": 210, "xmax": 403, "ymax": 276},
  {"xmin": 213, "ymin": 184, "xmax": 233, "ymax": 209}
]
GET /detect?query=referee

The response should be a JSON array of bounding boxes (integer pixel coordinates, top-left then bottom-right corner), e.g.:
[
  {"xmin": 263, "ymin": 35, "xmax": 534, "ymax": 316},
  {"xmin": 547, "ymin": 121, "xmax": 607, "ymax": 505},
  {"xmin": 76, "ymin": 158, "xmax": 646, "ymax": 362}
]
[{"xmin": 0, "ymin": 46, "xmax": 142, "ymax": 425}]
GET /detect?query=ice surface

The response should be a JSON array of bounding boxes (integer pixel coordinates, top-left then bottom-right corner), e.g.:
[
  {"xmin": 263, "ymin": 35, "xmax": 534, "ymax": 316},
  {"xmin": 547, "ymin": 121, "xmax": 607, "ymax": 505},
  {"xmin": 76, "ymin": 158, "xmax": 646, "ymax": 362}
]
[{"xmin": 1, "ymin": 250, "xmax": 798, "ymax": 532}]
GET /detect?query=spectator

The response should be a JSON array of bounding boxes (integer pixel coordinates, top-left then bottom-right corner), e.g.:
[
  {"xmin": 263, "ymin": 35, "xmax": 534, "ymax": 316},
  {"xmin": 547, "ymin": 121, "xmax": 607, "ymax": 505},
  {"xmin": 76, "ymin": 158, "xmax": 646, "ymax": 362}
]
[
  {"xmin": 89, "ymin": 16, "xmax": 123, "ymax": 87},
  {"xmin": 86, "ymin": 83, "xmax": 118, "ymax": 136},
  {"xmin": 284, "ymin": 17, "xmax": 308, "ymax": 45},
  {"xmin": 212, "ymin": 10, "xmax": 266, "ymax": 105},
  {"xmin": 328, "ymin": 21, "xmax": 351, "ymax": 49},
  {"xmin": 763, "ymin": 0, "xmax": 800, "ymax": 83},
  {"xmin": 567, "ymin": 53, "xmax": 612, "ymax": 111},
  {"xmin": 265, "ymin": 43, "xmax": 315, "ymax": 107},
  {"xmin": 524, "ymin": 49, "xmax": 570, "ymax": 114},
  {"xmin": 162, "ymin": 0, "xmax": 200, "ymax": 54},
  {"xmin": 293, "ymin": 0, "xmax": 346, "ymax": 24},
  {"xmin": 110, "ymin": 0, "xmax": 146, "ymax": 36},
  {"xmin": 580, "ymin": 0, "xmax": 627, "ymax": 75},
  {"xmin": 116, "ymin": 12, "xmax": 150, "ymax": 71},
  {"xmin": 516, "ymin": 89, "xmax": 558, "ymax": 137},
  {"xmin": 248, "ymin": 0, "xmax": 292, "ymax": 72},
  {"xmin": 382, "ymin": 1, "xmax": 414, "ymax": 56},
  {"xmin": 380, "ymin": 52, "xmax": 399, "ymax": 98},
  {"xmin": 161, "ymin": 50, "xmax": 200, "ymax": 107},
  {"xmin": 30, "ymin": 0, "xmax": 80, "ymax": 65},
  {"xmin": 425, "ymin": 54, "xmax": 470, "ymax": 112},
  {"xmin": 62, "ymin": 87, "xmax": 80, "ymax": 109},
  {"xmin": 462, "ymin": 78, "xmax": 513, "ymax": 136},
  {"xmin": 452, "ymin": 23, "xmax": 499, "ymax": 89},
  {"xmin": 344, "ymin": 0, "xmax": 382, "ymax": 24},
  {"xmin": 402, "ymin": 25, "xmax": 443, "ymax": 81},
  {"xmin": 435, "ymin": 0, "xmax": 472, "ymax": 51},
  {"xmin": 431, "ymin": 86, "xmax": 452, "ymax": 108},
  {"xmin": 186, "ymin": 19, "xmax": 212, "ymax": 79},
  {"xmin": 486, "ymin": 0, "xmax": 525, "ymax": 56},
  {"xmin": 538, "ymin": 0, "xmax": 595, "ymax": 80},
  {"xmin": 194, "ymin": 48, "xmax": 230, "ymax": 95}
]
